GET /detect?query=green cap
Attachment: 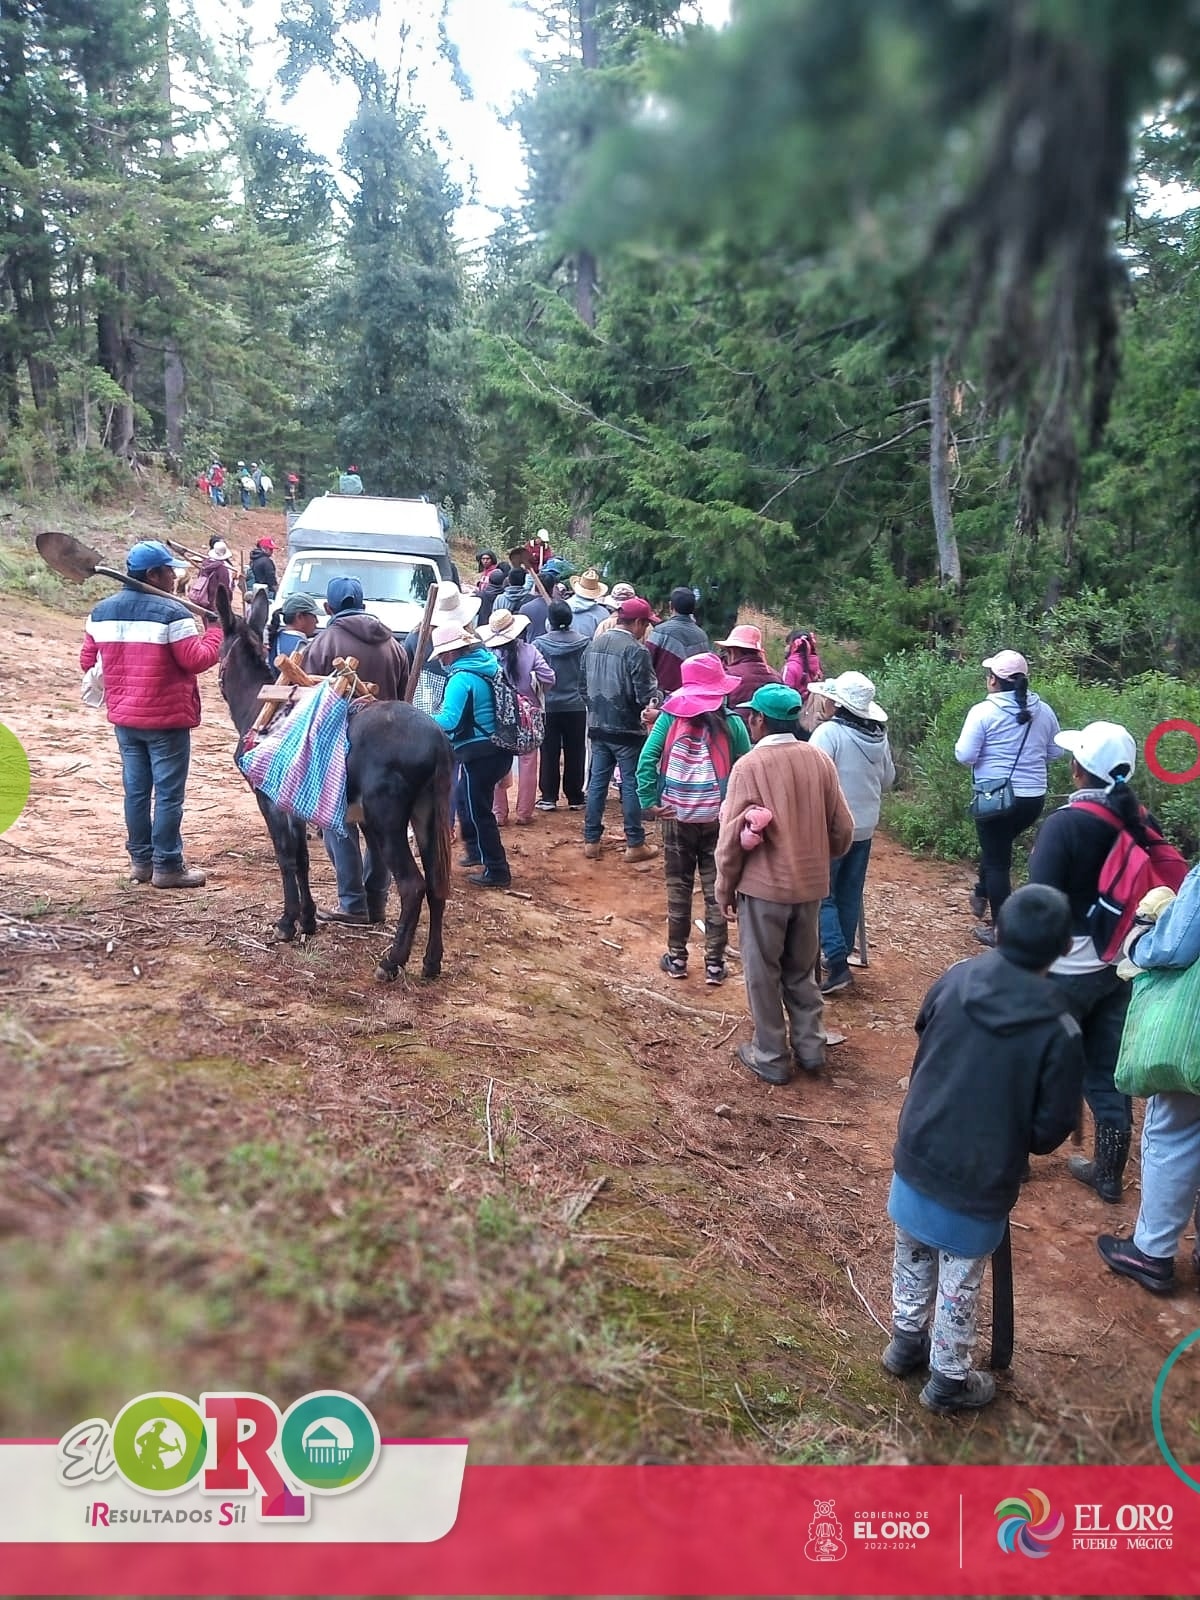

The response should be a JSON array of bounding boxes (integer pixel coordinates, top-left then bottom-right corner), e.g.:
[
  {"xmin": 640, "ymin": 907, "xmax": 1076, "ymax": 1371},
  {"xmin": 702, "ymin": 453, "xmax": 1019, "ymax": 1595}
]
[
  {"xmin": 280, "ymin": 592, "xmax": 320, "ymax": 622},
  {"xmin": 748, "ymin": 683, "xmax": 803, "ymax": 720}
]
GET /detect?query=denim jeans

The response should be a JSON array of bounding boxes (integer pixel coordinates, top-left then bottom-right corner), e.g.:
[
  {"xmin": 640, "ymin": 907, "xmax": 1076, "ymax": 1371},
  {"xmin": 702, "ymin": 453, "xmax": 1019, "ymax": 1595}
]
[
  {"xmin": 1048, "ymin": 964, "xmax": 1132, "ymax": 1130},
  {"xmin": 973, "ymin": 794, "xmax": 1044, "ymax": 920},
  {"xmin": 819, "ymin": 837, "xmax": 872, "ymax": 966},
  {"xmin": 456, "ymin": 746, "xmax": 513, "ymax": 881},
  {"xmin": 113, "ymin": 725, "xmax": 191, "ymax": 872},
  {"xmin": 584, "ymin": 737, "xmax": 645, "ymax": 846},
  {"xmin": 1134, "ymin": 1092, "xmax": 1200, "ymax": 1259},
  {"xmin": 324, "ymin": 824, "xmax": 389, "ymax": 917}
]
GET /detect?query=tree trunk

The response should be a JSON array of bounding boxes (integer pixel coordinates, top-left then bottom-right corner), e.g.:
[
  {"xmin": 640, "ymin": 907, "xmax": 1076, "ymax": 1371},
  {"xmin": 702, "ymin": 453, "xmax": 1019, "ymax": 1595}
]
[
  {"xmin": 96, "ymin": 266, "xmax": 136, "ymax": 457},
  {"xmin": 574, "ymin": 0, "xmax": 599, "ymax": 328},
  {"xmin": 929, "ymin": 351, "xmax": 962, "ymax": 591},
  {"xmin": 155, "ymin": 0, "xmax": 185, "ymax": 458}
]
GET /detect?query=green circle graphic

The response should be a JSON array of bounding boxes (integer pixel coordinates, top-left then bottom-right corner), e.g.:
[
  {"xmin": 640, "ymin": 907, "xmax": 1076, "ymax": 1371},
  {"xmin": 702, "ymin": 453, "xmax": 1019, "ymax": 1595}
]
[
  {"xmin": 111, "ymin": 1393, "xmax": 208, "ymax": 1494},
  {"xmin": 1152, "ymin": 1328, "xmax": 1200, "ymax": 1494},
  {"xmin": 280, "ymin": 1391, "xmax": 379, "ymax": 1494},
  {"xmin": 0, "ymin": 723, "xmax": 30, "ymax": 834}
]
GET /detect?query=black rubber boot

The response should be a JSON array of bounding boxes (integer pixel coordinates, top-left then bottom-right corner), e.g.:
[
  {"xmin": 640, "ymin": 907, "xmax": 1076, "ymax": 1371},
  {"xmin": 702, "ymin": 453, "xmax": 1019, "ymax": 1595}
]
[
  {"xmin": 1068, "ymin": 1122, "xmax": 1131, "ymax": 1204},
  {"xmin": 881, "ymin": 1328, "xmax": 930, "ymax": 1376},
  {"xmin": 920, "ymin": 1369, "xmax": 996, "ymax": 1415}
]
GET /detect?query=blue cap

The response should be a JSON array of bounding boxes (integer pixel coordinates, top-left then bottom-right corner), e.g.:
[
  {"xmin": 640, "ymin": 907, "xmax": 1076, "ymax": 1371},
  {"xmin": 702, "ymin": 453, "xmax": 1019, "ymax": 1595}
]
[
  {"xmin": 326, "ymin": 577, "xmax": 364, "ymax": 613},
  {"xmin": 126, "ymin": 540, "xmax": 177, "ymax": 575}
]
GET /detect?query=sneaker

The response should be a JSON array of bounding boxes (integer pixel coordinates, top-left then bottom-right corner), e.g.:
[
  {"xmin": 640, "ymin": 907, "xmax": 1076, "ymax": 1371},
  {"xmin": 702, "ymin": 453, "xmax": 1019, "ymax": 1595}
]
[
  {"xmin": 919, "ymin": 1369, "xmax": 996, "ymax": 1415},
  {"xmin": 467, "ymin": 872, "xmax": 512, "ymax": 890},
  {"xmin": 457, "ymin": 855, "xmax": 483, "ymax": 868},
  {"xmin": 514, "ymin": 816, "xmax": 534, "ymax": 826},
  {"xmin": 881, "ymin": 1329, "xmax": 930, "ymax": 1377},
  {"xmin": 972, "ymin": 926, "xmax": 996, "ymax": 948},
  {"xmin": 736, "ymin": 1042, "xmax": 791, "ymax": 1086},
  {"xmin": 151, "ymin": 865, "xmax": 206, "ymax": 889},
  {"xmin": 820, "ymin": 961, "xmax": 852, "ymax": 995},
  {"xmin": 584, "ymin": 841, "xmax": 603, "ymax": 860},
  {"xmin": 567, "ymin": 803, "xmax": 586, "ymax": 811},
  {"xmin": 623, "ymin": 843, "xmax": 659, "ymax": 864},
  {"xmin": 793, "ymin": 1049, "xmax": 826, "ymax": 1075},
  {"xmin": 534, "ymin": 800, "xmax": 557, "ymax": 811},
  {"xmin": 1097, "ymin": 1234, "xmax": 1176, "ymax": 1294},
  {"xmin": 705, "ymin": 962, "xmax": 727, "ymax": 986},
  {"xmin": 660, "ymin": 953, "xmax": 688, "ymax": 980},
  {"xmin": 969, "ymin": 890, "xmax": 988, "ymax": 919},
  {"xmin": 129, "ymin": 863, "xmax": 153, "ymax": 884},
  {"xmin": 317, "ymin": 909, "xmax": 371, "ymax": 925}
]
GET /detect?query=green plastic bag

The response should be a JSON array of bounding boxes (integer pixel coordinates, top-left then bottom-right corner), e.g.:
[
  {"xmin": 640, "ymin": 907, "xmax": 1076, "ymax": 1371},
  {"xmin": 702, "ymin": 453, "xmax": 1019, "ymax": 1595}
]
[{"xmin": 1115, "ymin": 961, "xmax": 1200, "ymax": 1097}]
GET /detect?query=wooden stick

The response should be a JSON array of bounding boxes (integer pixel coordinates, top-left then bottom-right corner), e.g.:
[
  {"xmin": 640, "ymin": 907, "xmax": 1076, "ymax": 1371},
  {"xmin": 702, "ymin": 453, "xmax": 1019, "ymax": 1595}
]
[
  {"xmin": 485, "ymin": 1077, "xmax": 497, "ymax": 1164},
  {"xmin": 405, "ymin": 583, "xmax": 440, "ymax": 703},
  {"xmin": 530, "ymin": 565, "xmax": 551, "ymax": 604},
  {"xmin": 609, "ymin": 983, "xmax": 742, "ymax": 1024}
]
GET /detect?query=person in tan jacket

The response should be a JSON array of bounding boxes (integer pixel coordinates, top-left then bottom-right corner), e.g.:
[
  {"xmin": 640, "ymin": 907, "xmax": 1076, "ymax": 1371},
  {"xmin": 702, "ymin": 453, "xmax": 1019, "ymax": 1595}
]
[{"xmin": 715, "ymin": 683, "xmax": 854, "ymax": 1083}]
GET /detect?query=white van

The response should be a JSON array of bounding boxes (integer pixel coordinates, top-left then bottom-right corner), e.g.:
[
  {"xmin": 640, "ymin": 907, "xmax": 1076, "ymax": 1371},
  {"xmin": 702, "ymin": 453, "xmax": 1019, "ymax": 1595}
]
[{"xmin": 276, "ymin": 496, "xmax": 461, "ymax": 637}]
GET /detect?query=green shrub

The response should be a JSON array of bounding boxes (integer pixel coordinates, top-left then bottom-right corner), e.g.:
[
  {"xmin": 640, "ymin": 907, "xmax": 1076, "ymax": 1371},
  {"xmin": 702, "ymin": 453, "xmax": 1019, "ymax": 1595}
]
[{"xmin": 876, "ymin": 652, "xmax": 1200, "ymax": 861}]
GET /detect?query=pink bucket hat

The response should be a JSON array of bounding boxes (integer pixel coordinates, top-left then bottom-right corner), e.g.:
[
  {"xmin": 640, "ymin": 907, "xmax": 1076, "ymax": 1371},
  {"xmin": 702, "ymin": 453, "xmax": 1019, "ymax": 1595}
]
[
  {"xmin": 661, "ymin": 651, "xmax": 742, "ymax": 717},
  {"xmin": 715, "ymin": 623, "xmax": 765, "ymax": 653}
]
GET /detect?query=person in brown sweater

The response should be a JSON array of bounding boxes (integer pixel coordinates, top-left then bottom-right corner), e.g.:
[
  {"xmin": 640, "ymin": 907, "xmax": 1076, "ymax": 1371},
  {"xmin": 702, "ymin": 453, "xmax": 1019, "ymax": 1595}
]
[{"xmin": 715, "ymin": 683, "xmax": 854, "ymax": 1083}]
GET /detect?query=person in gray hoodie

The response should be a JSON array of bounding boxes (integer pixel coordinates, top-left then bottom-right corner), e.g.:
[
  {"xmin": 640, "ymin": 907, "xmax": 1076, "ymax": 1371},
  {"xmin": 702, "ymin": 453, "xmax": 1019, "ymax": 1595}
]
[
  {"xmin": 534, "ymin": 600, "xmax": 589, "ymax": 809},
  {"xmin": 567, "ymin": 569, "xmax": 611, "ymax": 640},
  {"xmin": 954, "ymin": 649, "xmax": 1063, "ymax": 943},
  {"xmin": 810, "ymin": 672, "xmax": 896, "ymax": 994}
]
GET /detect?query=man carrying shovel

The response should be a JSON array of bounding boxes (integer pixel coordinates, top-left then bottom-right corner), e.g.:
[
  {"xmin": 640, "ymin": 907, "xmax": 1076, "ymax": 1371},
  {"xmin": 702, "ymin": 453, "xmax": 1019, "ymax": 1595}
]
[{"xmin": 79, "ymin": 540, "xmax": 223, "ymax": 888}]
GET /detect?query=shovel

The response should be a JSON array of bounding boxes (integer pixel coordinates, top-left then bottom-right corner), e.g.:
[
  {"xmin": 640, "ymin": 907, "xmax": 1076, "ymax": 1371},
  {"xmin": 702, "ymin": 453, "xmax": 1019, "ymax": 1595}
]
[{"xmin": 35, "ymin": 531, "xmax": 219, "ymax": 621}]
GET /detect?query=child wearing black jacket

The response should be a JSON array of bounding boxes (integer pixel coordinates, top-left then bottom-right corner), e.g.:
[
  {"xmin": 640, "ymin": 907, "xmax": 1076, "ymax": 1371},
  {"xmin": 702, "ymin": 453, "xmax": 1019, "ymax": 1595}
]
[{"xmin": 885, "ymin": 885, "xmax": 1085, "ymax": 1414}]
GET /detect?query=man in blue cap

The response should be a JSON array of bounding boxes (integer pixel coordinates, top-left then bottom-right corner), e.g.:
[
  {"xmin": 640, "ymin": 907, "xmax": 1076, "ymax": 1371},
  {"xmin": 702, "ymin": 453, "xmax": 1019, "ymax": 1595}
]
[
  {"xmin": 305, "ymin": 576, "xmax": 409, "ymax": 923},
  {"xmin": 79, "ymin": 541, "xmax": 223, "ymax": 888}
]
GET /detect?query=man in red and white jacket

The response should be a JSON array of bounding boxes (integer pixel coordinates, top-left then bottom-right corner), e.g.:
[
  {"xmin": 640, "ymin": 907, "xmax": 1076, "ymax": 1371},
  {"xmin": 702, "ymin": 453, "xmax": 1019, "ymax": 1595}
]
[{"xmin": 80, "ymin": 540, "xmax": 223, "ymax": 888}]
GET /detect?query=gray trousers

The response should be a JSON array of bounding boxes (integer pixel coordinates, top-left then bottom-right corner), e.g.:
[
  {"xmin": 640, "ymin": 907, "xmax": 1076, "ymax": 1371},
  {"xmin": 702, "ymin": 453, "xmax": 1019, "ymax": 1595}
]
[{"xmin": 736, "ymin": 894, "xmax": 824, "ymax": 1073}]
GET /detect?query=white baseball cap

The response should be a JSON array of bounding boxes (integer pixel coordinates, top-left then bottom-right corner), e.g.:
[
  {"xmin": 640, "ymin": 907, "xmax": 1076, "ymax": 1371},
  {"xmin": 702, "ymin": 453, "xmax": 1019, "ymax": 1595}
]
[{"xmin": 1054, "ymin": 722, "xmax": 1137, "ymax": 786}]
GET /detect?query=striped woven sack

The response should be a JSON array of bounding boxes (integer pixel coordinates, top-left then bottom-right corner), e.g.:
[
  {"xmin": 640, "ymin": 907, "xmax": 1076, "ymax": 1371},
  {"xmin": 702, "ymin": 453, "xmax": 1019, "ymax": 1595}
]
[
  {"xmin": 1114, "ymin": 959, "xmax": 1200, "ymax": 1097},
  {"xmin": 238, "ymin": 679, "xmax": 350, "ymax": 835}
]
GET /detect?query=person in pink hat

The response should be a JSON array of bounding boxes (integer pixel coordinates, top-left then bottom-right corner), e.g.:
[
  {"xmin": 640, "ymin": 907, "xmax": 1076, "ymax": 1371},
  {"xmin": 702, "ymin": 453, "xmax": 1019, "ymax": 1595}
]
[
  {"xmin": 955, "ymin": 649, "xmax": 1063, "ymax": 942},
  {"xmin": 714, "ymin": 623, "xmax": 782, "ymax": 722},
  {"xmin": 636, "ymin": 653, "xmax": 751, "ymax": 984}
]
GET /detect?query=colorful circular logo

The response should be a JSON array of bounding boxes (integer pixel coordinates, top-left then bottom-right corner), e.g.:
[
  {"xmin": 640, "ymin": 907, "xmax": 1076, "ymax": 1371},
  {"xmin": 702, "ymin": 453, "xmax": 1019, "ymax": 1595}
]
[
  {"xmin": 279, "ymin": 1391, "xmax": 379, "ymax": 1493},
  {"xmin": 1152, "ymin": 1328, "xmax": 1200, "ymax": 1494},
  {"xmin": 111, "ymin": 1393, "xmax": 208, "ymax": 1493},
  {"xmin": 0, "ymin": 722, "xmax": 31, "ymax": 834},
  {"xmin": 994, "ymin": 1488, "xmax": 1065, "ymax": 1557}
]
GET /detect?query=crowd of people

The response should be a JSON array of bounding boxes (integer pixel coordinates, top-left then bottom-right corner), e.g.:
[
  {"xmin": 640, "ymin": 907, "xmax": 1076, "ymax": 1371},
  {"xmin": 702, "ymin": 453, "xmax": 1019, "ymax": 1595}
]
[
  {"xmin": 195, "ymin": 460, "xmax": 276, "ymax": 508},
  {"xmin": 76, "ymin": 533, "xmax": 1200, "ymax": 1425}
]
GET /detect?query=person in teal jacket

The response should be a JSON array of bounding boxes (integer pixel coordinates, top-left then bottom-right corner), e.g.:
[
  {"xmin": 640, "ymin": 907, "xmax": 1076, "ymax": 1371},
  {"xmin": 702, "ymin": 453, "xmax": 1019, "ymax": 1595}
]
[
  {"xmin": 636, "ymin": 652, "xmax": 750, "ymax": 985},
  {"xmin": 429, "ymin": 625, "xmax": 511, "ymax": 889}
]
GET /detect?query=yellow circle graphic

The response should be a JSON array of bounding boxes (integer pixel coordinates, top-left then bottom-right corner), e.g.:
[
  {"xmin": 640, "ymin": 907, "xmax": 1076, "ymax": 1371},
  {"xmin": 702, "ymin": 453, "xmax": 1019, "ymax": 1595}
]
[{"xmin": 0, "ymin": 723, "xmax": 31, "ymax": 833}]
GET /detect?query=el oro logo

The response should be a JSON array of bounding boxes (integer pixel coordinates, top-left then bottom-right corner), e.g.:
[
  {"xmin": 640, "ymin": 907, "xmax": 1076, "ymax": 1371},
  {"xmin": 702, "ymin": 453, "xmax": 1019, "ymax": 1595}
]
[{"xmin": 57, "ymin": 1389, "xmax": 380, "ymax": 1522}]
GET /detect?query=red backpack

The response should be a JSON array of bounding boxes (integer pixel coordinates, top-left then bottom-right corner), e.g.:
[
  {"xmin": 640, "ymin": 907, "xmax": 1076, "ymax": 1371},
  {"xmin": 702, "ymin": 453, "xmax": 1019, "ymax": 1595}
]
[{"xmin": 1073, "ymin": 801, "xmax": 1189, "ymax": 962}]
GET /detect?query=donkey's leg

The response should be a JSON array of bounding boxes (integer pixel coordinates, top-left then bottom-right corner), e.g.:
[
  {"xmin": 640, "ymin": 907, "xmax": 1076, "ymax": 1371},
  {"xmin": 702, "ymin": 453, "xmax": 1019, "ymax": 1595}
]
[
  {"xmin": 364, "ymin": 813, "xmax": 425, "ymax": 981},
  {"xmin": 255, "ymin": 793, "xmax": 303, "ymax": 941},
  {"xmin": 295, "ymin": 824, "xmax": 318, "ymax": 935},
  {"xmin": 411, "ymin": 790, "xmax": 448, "ymax": 980}
]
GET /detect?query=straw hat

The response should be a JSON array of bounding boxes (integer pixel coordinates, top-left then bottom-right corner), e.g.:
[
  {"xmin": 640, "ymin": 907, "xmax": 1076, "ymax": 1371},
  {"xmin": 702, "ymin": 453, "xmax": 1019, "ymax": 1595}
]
[
  {"xmin": 571, "ymin": 568, "xmax": 609, "ymax": 601},
  {"xmin": 429, "ymin": 581, "xmax": 481, "ymax": 628},
  {"xmin": 480, "ymin": 608, "xmax": 530, "ymax": 647},
  {"xmin": 661, "ymin": 652, "xmax": 741, "ymax": 718},
  {"xmin": 811, "ymin": 670, "xmax": 888, "ymax": 723},
  {"xmin": 428, "ymin": 622, "xmax": 479, "ymax": 660}
]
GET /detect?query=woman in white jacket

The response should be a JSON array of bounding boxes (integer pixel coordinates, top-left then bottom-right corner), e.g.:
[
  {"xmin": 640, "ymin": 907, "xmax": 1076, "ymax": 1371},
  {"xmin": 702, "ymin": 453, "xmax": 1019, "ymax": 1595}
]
[{"xmin": 954, "ymin": 649, "xmax": 1062, "ymax": 944}]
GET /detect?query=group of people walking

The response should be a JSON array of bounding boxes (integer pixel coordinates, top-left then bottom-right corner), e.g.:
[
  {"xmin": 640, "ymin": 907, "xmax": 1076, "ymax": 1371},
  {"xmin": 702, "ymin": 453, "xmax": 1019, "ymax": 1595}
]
[
  {"xmin": 195, "ymin": 459, "xmax": 275, "ymax": 508},
  {"xmin": 76, "ymin": 537, "xmax": 1200, "ymax": 1427}
]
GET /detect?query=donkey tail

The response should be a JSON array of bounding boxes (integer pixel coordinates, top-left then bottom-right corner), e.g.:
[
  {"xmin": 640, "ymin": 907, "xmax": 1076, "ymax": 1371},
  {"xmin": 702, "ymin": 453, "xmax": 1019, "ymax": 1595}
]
[{"xmin": 431, "ymin": 756, "xmax": 453, "ymax": 900}]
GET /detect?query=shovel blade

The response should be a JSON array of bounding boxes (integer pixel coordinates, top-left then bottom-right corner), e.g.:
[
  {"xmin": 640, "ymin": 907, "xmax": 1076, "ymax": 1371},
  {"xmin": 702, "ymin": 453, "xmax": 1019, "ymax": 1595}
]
[{"xmin": 35, "ymin": 530, "xmax": 105, "ymax": 583}]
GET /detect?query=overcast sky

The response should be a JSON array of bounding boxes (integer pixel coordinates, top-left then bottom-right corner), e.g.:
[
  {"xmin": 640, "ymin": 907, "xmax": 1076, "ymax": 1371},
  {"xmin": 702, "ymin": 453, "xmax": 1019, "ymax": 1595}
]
[{"xmin": 196, "ymin": 0, "xmax": 731, "ymax": 245}]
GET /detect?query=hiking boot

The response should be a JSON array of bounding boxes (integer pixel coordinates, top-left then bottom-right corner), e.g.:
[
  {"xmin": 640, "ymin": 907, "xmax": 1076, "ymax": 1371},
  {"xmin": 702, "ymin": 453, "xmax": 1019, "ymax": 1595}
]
[
  {"xmin": 129, "ymin": 862, "xmax": 153, "ymax": 884},
  {"xmin": 972, "ymin": 926, "xmax": 996, "ymax": 948},
  {"xmin": 457, "ymin": 854, "xmax": 483, "ymax": 868},
  {"xmin": 534, "ymin": 799, "xmax": 557, "ymax": 811},
  {"xmin": 151, "ymin": 865, "xmax": 206, "ymax": 889},
  {"xmin": 920, "ymin": 1369, "xmax": 996, "ymax": 1415},
  {"xmin": 820, "ymin": 961, "xmax": 852, "ymax": 995},
  {"xmin": 705, "ymin": 962, "xmax": 727, "ymax": 987},
  {"xmin": 584, "ymin": 840, "xmax": 603, "ymax": 860},
  {"xmin": 1097, "ymin": 1234, "xmax": 1176, "ymax": 1294},
  {"xmin": 317, "ymin": 909, "xmax": 370, "ymax": 925},
  {"xmin": 467, "ymin": 872, "xmax": 512, "ymax": 890},
  {"xmin": 881, "ymin": 1328, "xmax": 930, "ymax": 1377},
  {"xmin": 660, "ymin": 953, "xmax": 688, "ymax": 980},
  {"xmin": 735, "ymin": 1042, "xmax": 791, "ymax": 1086},
  {"xmin": 1069, "ymin": 1122, "xmax": 1131, "ymax": 1204},
  {"xmin": 969, "ymin": 889, "xmax": 988, "ymax": 919},
  {"xmin": 624, "ymin": 843, "xmax": 659, "ymax": 864}
]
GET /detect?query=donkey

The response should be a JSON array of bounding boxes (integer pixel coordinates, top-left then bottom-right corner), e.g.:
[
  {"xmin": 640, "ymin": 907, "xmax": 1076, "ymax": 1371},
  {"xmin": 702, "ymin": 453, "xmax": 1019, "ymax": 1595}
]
[{"xmin": 215, "ymin": 589, "xmax": 453, "ymax": 981}]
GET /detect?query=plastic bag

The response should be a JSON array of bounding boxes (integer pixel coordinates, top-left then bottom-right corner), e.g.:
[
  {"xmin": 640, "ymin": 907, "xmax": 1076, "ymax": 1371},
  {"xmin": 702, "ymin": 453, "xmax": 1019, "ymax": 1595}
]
[{"xmin": 80, "ymin": 660, "xmax": 105, "ymax": 709}]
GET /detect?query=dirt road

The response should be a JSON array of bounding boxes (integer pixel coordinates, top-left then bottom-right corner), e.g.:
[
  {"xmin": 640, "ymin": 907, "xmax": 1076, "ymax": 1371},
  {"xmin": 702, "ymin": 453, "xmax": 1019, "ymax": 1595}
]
[{"xmin": 1, "ymin": 587, "xmax": 1197, "ymax": 1465}]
